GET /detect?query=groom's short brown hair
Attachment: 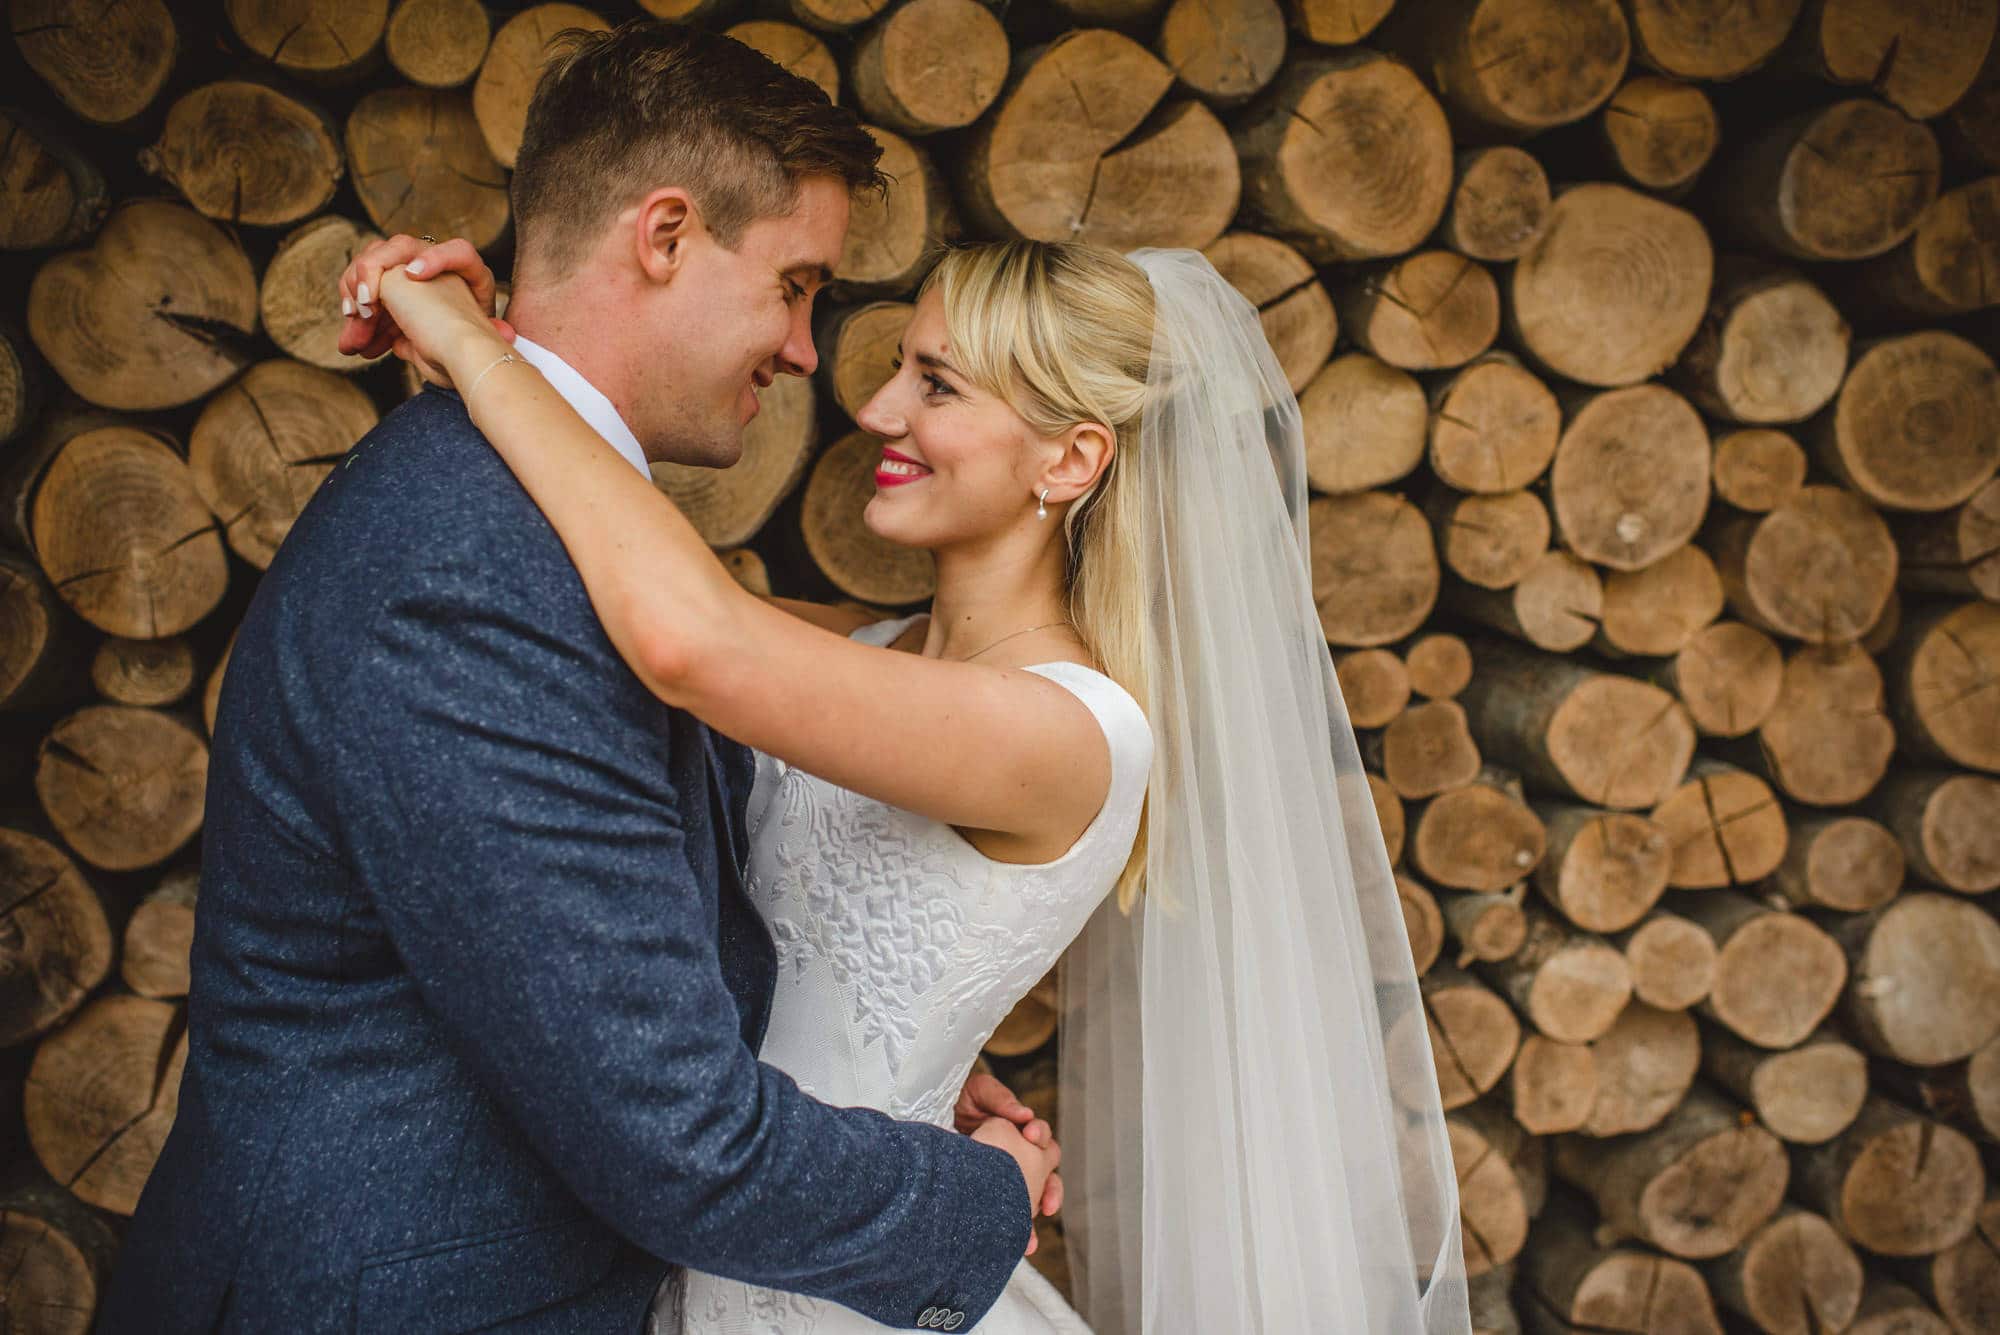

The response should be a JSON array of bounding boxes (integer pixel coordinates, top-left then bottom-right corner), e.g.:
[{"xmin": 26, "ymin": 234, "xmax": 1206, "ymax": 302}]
[{"xmin": 512, "ymin": 20, "xmax": 885, "ymax": 278}]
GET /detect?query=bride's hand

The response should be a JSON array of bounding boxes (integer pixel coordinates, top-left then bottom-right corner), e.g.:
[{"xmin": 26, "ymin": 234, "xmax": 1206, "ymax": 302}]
[
  {"xmin": 336, "ymin": 233, "xmax": 509, "ymax": 362},
  {"xmin": 375, "ymin": 267, "xmax": 512, "ymax": 392}
]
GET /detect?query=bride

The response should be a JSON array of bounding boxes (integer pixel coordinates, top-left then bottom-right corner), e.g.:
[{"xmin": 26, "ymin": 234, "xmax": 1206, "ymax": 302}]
[{"xmin": 354, "ymin": 236, "xmax": 1469, "ymax": 1334}]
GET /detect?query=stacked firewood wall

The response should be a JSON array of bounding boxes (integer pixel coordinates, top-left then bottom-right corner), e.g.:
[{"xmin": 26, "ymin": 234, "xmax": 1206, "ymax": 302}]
[{"xmin": 2, "ymin": 0, "xmax": 1997, "ymax": 1328}]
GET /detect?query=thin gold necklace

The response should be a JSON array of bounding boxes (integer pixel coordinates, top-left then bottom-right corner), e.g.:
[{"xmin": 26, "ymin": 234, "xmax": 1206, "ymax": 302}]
[{"xmin": 960, "ymin": 620, "xmax": 1075, "ymax": 663}]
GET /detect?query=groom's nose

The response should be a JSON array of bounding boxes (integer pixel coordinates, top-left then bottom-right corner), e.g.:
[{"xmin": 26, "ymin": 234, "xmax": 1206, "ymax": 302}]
[{"xmin": 778, "ymin": 308, "xmax": 819, "ymax": 378}]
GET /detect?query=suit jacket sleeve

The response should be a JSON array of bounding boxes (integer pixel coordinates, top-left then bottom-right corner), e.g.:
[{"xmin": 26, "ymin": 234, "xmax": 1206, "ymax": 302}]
[{"xmin": 329, "ymin": 554, "xmax": 1031, "ymax": 1328}]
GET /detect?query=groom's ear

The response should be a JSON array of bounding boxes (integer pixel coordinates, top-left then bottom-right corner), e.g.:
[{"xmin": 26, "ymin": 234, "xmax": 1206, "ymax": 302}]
[{"xmin": 633, "ymin": 187, "xmax": 699, "ymax": 287}]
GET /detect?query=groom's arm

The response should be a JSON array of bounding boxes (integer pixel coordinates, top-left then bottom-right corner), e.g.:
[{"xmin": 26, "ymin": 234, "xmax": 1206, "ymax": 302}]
[{"xmin": 331, "ymin": 557, "xmax": 1031, "ymax": 1329}]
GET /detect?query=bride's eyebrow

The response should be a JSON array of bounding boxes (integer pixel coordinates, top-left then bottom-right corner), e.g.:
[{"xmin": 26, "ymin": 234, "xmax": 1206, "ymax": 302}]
[{"xmin": 893, "ymin": 340, "xmax": 965, "ymax": 380}]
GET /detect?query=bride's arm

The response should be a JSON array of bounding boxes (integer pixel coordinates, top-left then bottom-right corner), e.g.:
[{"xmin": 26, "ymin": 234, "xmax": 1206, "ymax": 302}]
[{"xmin": 376, "ymin": 268, "xmax": 1110, "ymax": 852}]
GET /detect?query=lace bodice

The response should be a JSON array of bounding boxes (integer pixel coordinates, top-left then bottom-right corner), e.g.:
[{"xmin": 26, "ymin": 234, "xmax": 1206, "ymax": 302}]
[{"xmin": 667, "ymin": 616, "xmax": 1149, "ymax": 1334}]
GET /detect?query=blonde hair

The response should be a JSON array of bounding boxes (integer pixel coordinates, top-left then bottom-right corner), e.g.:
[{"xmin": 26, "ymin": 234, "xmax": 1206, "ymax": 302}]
[{"xmin": 919, "ymin": 241, "xmax": 1155, "ymax": 910}]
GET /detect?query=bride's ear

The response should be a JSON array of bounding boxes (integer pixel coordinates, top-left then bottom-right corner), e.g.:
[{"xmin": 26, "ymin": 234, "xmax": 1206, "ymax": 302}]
[
  {"xmin": 634, "ymin": 188, "xmax": 699, "ymax": 286},
  {"xmin": 1043, "ymin": 422, "xmax": 1115, "ymax": 503}
]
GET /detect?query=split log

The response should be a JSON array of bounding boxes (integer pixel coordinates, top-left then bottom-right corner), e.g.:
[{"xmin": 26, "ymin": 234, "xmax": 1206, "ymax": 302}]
[
  {"xmin": 1437, "ymin": 147, "xmax": 1549, "ymax": 263},
  {"xmin": 1552, "ymin": 1085, "xmax": 1788, "ymax": 1259},
  {"xmin": 1441, "ymin": 885, "xmax": 1527, "ymax": 966},
  {"xmin": 10, "ymin": 0, "xmax": 177, "ymax": 128},
  {"xmin": 1459, "ymin": 639, "xmax": 1696, "ymax": 810},
  {"xmin": 1334, "ymin": 251, "xmax": 1499, "ymax": 372},
  {"xmin": 1908, "ymin": 1193, "xmax": 2000, "ymax": 1335},
  {"xmin": 1157, "ymin": 0, "xmax": 1287, "ymax": 105},
  {"xmin": 1681, "ymin": 893, "xmax": 1844, "ymax": 1049},
  {"xmin": 1672, "ymin": 261, "xmax": 1849, "ymax": 425},
  {"xmin": 29, "ymin": 424, "xmax": 229, "ymax": 639},
  {"xmin": 1893, "ymin": 476, "xmax": 2000, "ymax": 601},
  {"xmin": 473, "ymin": 5, "xmax": 612, "ymax": 168},
  {"xmin": 1847, "ymin": 1278, "xmax": 1953, "ymax": 1335},
  {"xmin": 1579, "ymin": 1002, "xmax": 1699, "ymax": 1138},
  {"xmin": 1715, "ymin": 99, "xmax": 1940, "ymax": 262},
  {"xmin": 1611, "ymin": 911, "xmax": 1714, "ymax": 1013},
  {"xmin": 1699, "ymin": 1025, "xmax": 1867, "ymax": 1146},
  {"xmin": 1507, "ymin": 184, "xmax": 1712, "ymax": 388},
  {"xmin": 1708, "ymin": 485, "xmax": 1898, "ymax": 644},
  {"xmin": 1477, "ymin": 904, "xmax": 1630, "ymax": 1044},
  {"xmin": 0, "ymin": 553, "xmax": 89, "ymax": 715},
  {"xmin": 1782, "ymin": 0, "xmax": 1997, "ymax": 120},
  {"xmin": 91, "ymin": 637, "xmax": 195, "ymax": 709},
  {"xmin": 140, "ymin": 82, "xmax": 343, "ymax": 228},
  {"xmin": 1284, "ymin": 0, "xmax": 1393, "ymax": 46},
  {"xmin": 0, "ymin": 825, "xmax": 110, "ymax": 1048},
  {"xmin": 1383, "ymin": 700, "xmax": 1482, "ymax": 799},
  {"xmin": 1549, "ymin": 383, "xmax": 1710, "ymax": 571},
  {"xmin": 852, "ymin": 0, "xmax": 1010, "ymax": 130},
  {"xmin": 1445, "ymin": 552, "xmax": 1601, "ymax": 653},
  {"xmin": 121, "ymin": 864, "xmax": 197, "ymax": 1000},
  {"xmin": 0, "ymin": 1177, "xmax": 119, "ymax": 1335},
  {"xmin": 833, "ymin": 128, "xmax": 951, "ymax": 298},
  {"xmin": 1622, "ymin": 0, "xmax": 1800, "ymax": 79},
  {"xmin": 1831, "ymin": 891, "xmax": 2000, "ymax": 1065},
  {"xmin": 801, "ymin": 429, "xmax": 935, "ymax": 605},
  {"xmin": 1416, "ymin": 964, "xmax": 1520, "ymax": 1109},
  {"xmin": 653, "ymin": 373, "xmax": 816, "ymax": 550},
  {"xmin": 1868, "ymin": 769, "xmax": 2000, "ymax": 894},
  {"xmin": 1703, "ymin": 1206, "xmax": 1862, "ymax": 1335},
  {"xmin": 35, "ymin": 706, "xmax": 208, "ymax": 872},
  {"xmin": 1870, "ymin": 1032, "xmax": 2000, "ymax": 1145},
  {"xmin": 1371, "ymin": 772, "xmax": 1405, "ymax": 865},
  {"xmin": 0, "ymin": 320, "xmax": 38, "ymax": 448},
  {"xmin": 1398, "ymin": 872, "xmax": 1445, "ymax": 976},
  {"xmin": 1335, "ymin": 648, "xmax": 1410, "ymax": 728},
  {"xmin": 1521, "ymin": 1192, "xmax": 1723, "ymax": 1333},
  {"xmin": 1793, "ymin": 1096, "xmax": 1984, "ymax": 1257},
  {"xmin": 1709, "ymin": 428, "xmax": 1806, "ymax": 513},
  {"xmin": 1599, "ymin": 76, "xmax": 1716, "ymax": 194},
  {"xmin": 1426, "ymin": 352, "xmax": 1559, "ymax": 494},
  {"xmin": 1422, "ymin": 485, "xmax": 1553, "ymax": 592},
  {"xmin": 1646, "ymin": 621, "xmax": 1783, "ymax": 739},
  {"xmin": 227, "ymin": 0, "xmax": 387, "ymax": 81},
  {"xmin": 1770, "ymin": 811, "xmax": 1904, "ymax": 912},
  {"xmin": 0, "ymin": 108, "xmax": 107, "ymax": 251},
  {"xmin": 639, "ymin": 0, "xmax": 734, "ymax": 21},
  {"xmin": 1203, "ymin": 232, "xmax": 1336, "ymax": 394},
  {"xmin": 262, "ymin": 216, "xmax": 385, "ymax": 373},
  {"xmin": 1301, "ymin": 354, "xmax": 1426, "ymax": 495},
  {"xmin": 788, "ymin": 0, "xmax": 894, "ymax": 31},
  {"xmin": 1748, "ymin": 643, "xmax": 1896, "ymax": 807},
  {"xmin": 1448, "ymin": 1100, "xmax": 1538, "ymax": 1276},
  {"xmin": 1886, "ymin": 601, "xmax": 2000, "ymax": 775},
  {"xmin": 386, "ymin": 0, "xmax": 492, "ymax": 88},
  {"xmin": 1507, "ymin": 1033, "xmax": 1595, "ymax": 1136},
  {"xmin": 1593, "ymin": 544, "xmax": 1721, "ymax": 658},
  {"xmin": 1231, "ymin": 50, "xmax": 1452, "ymax": 263},
  {"xmin": 817, "ymin": 301, "xmax": 909, "ymax": 424},
  {"xmin": 962, "ymin": 32, "xmax": 1238, "ymax": 252},
  {"xmin": 191, "ymin": 359, "xmax": 378, "ymax": 569},
  {"xmin": 1379, "ymin": 0, "xmax": 1630, "ymax": 136},
  {"xmin": 985, "ymin": 973, "xmax": 1057, "ymax": 1058},
  {"xmin": 1307, "ymin": 491, "xmax": 1439, "ymax": 647},
  {"xmin": 1649, "ymin": 759, "xmax": 1786, "ymax": 889},
  {"xmin": 1530, "ymin": 803, "xmax": 1670, "ymax": 934},
  {"xmin": 1815, "ymin": 331, "xmax": 1999, "ymax": 513},
  {"xmin": 348, "ymin": 87, "xmax": 511, "ymax": 252},
  {"xmin": 27, "ymin": 201, "xmax": 257, "ymax": 411},
  {"xmin": 24, "ymin": 994, "xmax": 186, "ymax": 1215},
  {"xmin": 1845, "ymin": 176, "xmax": 2000, "ymax": 321},
  {"xmin": 1412, "ymin": 769, "xmax": 1547, "ymax": 894},
  {"xmin": 1405, "ymin": 633, "xmax": 1472, "ymax": 702},
  {"xmin": 726, "ymin": 22, "xmax": 839, "ymax": 105}
]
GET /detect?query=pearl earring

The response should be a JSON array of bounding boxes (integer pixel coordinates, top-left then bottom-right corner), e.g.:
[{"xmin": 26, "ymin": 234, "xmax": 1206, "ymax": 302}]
[{"xmin": 1037, "ymin": 489, "xmax": 1049, "ymax": 520}]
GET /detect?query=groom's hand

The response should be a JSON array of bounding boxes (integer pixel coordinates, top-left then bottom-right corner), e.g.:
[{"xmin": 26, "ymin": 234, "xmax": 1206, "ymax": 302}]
[
  {"xmin": 971, "ymin": 1117, "xmax": 1062, "ymax": 1256},
  {"xmin": 955, "ymin": 1072, "xmax": 1063, "ymax": 1223}
]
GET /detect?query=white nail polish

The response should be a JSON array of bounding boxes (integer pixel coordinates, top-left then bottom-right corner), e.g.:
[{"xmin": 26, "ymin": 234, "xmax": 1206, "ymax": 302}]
[
  {"xmin": 359, "ymin": 305, "xmax": 373, "ymax": 320},
  {"xmin": 358, "ymin": 283, "xmax": 370, "ymax": 305},
  {"xmin": 342, "ymin": 298, "xmax": 354, "ymax": 316},
  {"xmin": 407, "ymin": 260, "xmax": 426, "ymax": 276}
]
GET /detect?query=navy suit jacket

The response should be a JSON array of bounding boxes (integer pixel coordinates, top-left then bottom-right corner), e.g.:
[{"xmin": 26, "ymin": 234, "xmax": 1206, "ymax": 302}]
[{"xmin": 100, "ymin": 390, "xmax": 1030, "ymax": 1333}]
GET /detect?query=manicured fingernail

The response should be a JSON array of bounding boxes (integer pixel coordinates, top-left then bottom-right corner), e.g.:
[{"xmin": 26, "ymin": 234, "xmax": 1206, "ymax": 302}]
[
  {"xmin": 359, "ymin": 305, "xmax": 373, "ymax": 319},
  {"xmin": 357, "ymin": 283, "xmax": 371, "ymax": 304},
  {"xmin": 407, "ymin": 260, "xmax": 426, "ymax": 276},
  {"xmin": 341, "ymin": 297, "xmax": 354, "ymax": 316}
]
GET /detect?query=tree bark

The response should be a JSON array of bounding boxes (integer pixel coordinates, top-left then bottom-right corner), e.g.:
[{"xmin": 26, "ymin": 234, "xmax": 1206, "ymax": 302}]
[
  {"xmin": 1520, "ymin": 1190, "xmax": 1723, "ymax": 1333},
  {"xmin": 1892, "ymin": 476, "xmax": 2000, "ymax": 602},
  {"xmin": 1446, "ymin": 551, "xmax": 1601, "ymax": 652},
  {"xmin": 1714, "ymin": 99, "xmax": 1940, "ymax": 262},
  {"xmin": 1867, "ymin": 768, "xmax": 2000, "ymax": 895}
]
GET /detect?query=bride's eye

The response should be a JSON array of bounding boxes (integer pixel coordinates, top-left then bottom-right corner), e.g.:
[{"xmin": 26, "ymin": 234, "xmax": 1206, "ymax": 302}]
[{"xmin": 923, "ymin": 374, "xmax": 954, "ymax": 398}]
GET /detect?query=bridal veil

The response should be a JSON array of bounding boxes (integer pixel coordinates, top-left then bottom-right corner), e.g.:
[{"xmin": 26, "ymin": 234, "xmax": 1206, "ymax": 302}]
[{"xmin": 1057, "ymin": 248, "xmax": 1471, "ymax": 1333}]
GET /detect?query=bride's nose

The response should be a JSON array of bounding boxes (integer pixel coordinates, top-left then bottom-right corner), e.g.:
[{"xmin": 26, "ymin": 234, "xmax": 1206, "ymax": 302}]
[{"xmin": 856, "ymin": 389, "xmax": 905, "ymax": 439}]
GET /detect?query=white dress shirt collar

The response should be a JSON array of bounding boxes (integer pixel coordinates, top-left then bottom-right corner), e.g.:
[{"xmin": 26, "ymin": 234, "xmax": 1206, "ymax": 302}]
[{"xmin": 508, "ymin": 336, "xmax": 650, "ymax": 478}]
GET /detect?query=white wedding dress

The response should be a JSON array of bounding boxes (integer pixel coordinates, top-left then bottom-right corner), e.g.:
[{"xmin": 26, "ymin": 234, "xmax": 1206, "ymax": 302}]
[{"xmin": 655, "ymin": 615, "xmax": 1153, "ymax": 1335}]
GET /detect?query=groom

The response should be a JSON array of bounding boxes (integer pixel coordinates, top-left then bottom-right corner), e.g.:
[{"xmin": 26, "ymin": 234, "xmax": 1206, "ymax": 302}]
[{"xmin": 102, "ymin": 21, "xmax": 1052, "ymax": 1334}]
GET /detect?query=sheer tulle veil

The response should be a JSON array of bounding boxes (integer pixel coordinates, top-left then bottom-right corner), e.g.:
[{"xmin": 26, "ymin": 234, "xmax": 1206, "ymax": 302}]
[{"xmin": 1055, "ymin": 248, "xmax": 1471, "ymax": 1333}]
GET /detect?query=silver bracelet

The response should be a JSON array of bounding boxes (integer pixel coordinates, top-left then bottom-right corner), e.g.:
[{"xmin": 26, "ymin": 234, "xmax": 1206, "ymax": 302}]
[{"xmin": 465, "ymin": 350, "xmax": 519, "ymax": 400}]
